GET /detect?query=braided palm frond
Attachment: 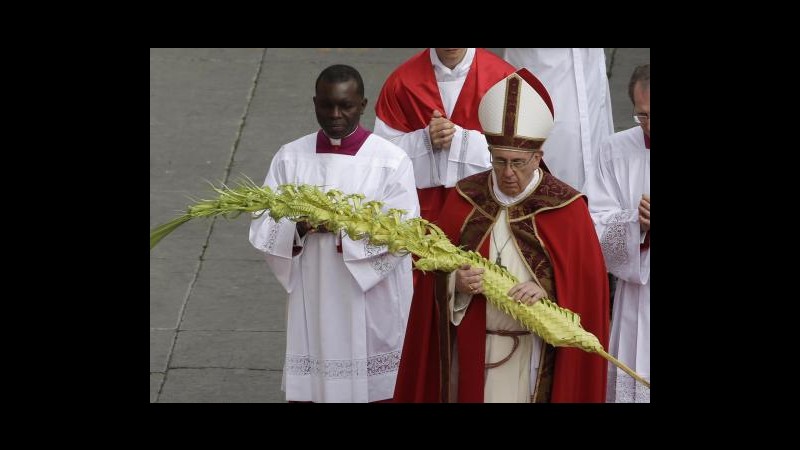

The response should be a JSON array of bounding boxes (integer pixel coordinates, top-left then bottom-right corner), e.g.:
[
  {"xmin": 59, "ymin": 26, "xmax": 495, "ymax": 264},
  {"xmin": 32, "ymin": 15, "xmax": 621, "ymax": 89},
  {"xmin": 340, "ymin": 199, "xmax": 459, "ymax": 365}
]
[{"xmin": 150, "ymin": 180, "xmax": 649, "ymax": 388}]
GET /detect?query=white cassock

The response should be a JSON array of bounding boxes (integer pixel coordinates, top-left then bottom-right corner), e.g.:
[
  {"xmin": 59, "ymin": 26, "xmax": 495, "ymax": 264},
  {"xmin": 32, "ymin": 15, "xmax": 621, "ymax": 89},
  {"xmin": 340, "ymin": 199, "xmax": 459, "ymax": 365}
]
[
  {"xmin": 249, "ymin": 131, "xmax": 419, "ymax": 402},
  {"xmin": 585, "ymin": 126, "xmax": 650, "ymax": 403},
  {"xmin": 504, "ymin": 48, "xmax": 614, "ymax": 192},
  {"xmin": 374, "ymin": 48, "xmax": 492, "ymax": 189}
]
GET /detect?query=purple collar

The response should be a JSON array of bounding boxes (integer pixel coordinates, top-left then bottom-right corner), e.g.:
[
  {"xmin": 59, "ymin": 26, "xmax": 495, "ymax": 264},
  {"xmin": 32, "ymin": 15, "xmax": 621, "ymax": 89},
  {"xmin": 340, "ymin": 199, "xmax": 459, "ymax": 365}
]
[
  {"xmin": 644, "ymin": 132, "xmax": 650, "ymax": 150},
  {"xmin": 316, "ymin": 125, "xmax": 371, "ymax": 155}
]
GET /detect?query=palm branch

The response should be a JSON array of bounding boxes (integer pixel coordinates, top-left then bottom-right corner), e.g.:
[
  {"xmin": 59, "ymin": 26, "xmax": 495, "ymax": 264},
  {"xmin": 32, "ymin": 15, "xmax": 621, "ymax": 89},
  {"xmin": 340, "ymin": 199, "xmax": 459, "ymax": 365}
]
[{"xmin": 150, "ymin": 178, "xmax": 649, "ymax": 388}]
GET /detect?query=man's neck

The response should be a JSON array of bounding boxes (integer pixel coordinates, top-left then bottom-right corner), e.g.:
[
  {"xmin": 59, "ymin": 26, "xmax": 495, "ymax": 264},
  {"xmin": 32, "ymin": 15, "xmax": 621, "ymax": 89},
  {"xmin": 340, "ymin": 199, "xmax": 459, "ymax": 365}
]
[
  {"xmin": 491, "ymin": 168, "xmax": 541, "ymax": 206},
  {"xmin": 316, "ymin": 125, "xmax": 370, "ymax": 155},
  {"xmin": 431, "ymin": 49, "xmax": 474, "ymax": 76}
]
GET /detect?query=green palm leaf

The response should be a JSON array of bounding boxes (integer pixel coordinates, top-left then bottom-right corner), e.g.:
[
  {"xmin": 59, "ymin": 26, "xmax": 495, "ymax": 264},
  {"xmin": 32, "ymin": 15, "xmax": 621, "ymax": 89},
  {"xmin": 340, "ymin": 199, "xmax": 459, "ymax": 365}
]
[{"xmin": 150, "ymin": 179, "xmax": 649, "ymax": 388}]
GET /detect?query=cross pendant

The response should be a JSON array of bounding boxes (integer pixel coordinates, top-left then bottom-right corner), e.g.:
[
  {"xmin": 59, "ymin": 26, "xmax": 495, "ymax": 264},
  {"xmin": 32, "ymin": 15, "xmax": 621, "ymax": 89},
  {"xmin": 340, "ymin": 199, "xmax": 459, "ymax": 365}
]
[{"xmin": 495, "ymin": 255, "xmax": 506, "ymax": 269}]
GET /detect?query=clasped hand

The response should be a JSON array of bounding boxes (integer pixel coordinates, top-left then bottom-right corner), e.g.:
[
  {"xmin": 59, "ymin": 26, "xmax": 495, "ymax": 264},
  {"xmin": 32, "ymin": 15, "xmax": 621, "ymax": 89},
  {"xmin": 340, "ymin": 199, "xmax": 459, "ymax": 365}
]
[
  {"xmin": 429, "ymin": 110, "xmax": 456, "ymax": 151},
  {"xmin": 639, "ymin": 194, "xmax": 650, "ymax": 232},
  {"xmin": 297, "ymin": 221, "xmax": 330, "ymax": 237}
]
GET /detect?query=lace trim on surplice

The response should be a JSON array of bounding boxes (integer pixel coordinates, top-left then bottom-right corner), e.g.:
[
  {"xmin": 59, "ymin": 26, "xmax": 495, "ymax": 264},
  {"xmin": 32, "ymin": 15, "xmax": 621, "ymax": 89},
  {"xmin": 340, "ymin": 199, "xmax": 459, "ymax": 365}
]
[
  {"xmin": 423, "ymin": 130, "xmax": 438, "ymax": 186},
  {"xmin": 607, "ymin": 369, "xmax": 650, "ymax": 403},
  {"xmin": 456, "ymin": 128, "xmax": 468, "ymax": 182},
  {"xmin": 284, "ymin": 350, "xmax": 401, "ymax": 379},
  {"xmin": 364, "ymin": 241, "xmax": 393, "ymax": 276},
  {"xmin": 600, "ymin": 210, "xmax": 636, "ymax": 274},
  {"xmin": 260, "ymin": 216, "xmax": 281, "ymax": 252}
]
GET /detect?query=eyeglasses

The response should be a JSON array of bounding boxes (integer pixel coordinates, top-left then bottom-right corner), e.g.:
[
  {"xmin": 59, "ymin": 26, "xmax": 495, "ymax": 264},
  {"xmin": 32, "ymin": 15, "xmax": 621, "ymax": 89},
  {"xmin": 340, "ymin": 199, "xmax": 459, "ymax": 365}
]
[
  {"xmin": 633, "ymin": 113, "xmax": 650, "ymax": 124},
  {"xmin": 490, "ymin": 153, "xmax": 535, "ymax": 171}
]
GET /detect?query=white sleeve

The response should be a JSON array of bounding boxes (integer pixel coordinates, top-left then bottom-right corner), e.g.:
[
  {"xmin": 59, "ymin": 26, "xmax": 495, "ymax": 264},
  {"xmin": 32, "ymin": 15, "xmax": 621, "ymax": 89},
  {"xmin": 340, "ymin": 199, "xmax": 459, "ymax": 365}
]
[
  {"xmin": 247, "ymin": 154, "xmax": 298, "ymax": 293},
  {"xmin": 374, "ymin": 116, "xmax": 441, "ymax": 188},
  {"xmin": 342, "ymin": 153, "xmax": 421, "ymax": 292},
  {"xmin": 585, "ymin": 139, "xmax": 650, "ymax": 285},
  {"xmin": 448, "ymin": 270, "xmax": 473, "ymax": 326},
  {"xmin": 342, "ymin": 238, "xmax": 411, "ymax": 293},
  {"xmin": 443, "ymin": 124, "xmax": 492, "ymax": 187}
]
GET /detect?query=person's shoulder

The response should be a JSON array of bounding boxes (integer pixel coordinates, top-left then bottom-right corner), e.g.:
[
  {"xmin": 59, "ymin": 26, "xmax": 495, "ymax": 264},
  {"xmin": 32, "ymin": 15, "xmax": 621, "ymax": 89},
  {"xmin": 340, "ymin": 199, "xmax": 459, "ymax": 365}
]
[
  {"xmin": 458, "ymin": 169, "xmax": 491, "ymax": 187},
  {"xmin": 542, "ymin": 171, "xmax": 581, "ymax": 196},
  {"xmin": 612, "ymin": 126, "xmax": 642, "ymax": 141},
  {"xmin": 600, "ymin": 126, "xmax": 640, "ymax": 154},
  {"xmin": 476, "ymin": 48, "xmax": 505, "ymax": 63},
  {"xmin": 274, "ymin": 132, "xmax": 317, "ymax": 157},
  {"xmin": 533, "ymin": 172, "xmax": 583, "ymax": 210},
  {"xmin": 454, "ymin": 170, "xmax": 492, "ymax": 202},
  {"xmin": 366, "ymin": 133, "xmax": 410, "ymax": 160},
  {"xmin": 475, "ymin": 48, "xmax": 516, "ymax": 72},
  {"xmin": 385, "ymin": 49, "xmax": 429, "ymax": 81}
]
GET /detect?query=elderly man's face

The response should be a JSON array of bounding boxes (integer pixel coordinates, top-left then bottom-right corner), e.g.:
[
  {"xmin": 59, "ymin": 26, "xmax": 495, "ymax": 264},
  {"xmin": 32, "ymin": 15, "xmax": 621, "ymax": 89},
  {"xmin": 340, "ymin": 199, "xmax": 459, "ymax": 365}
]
[
  {"xmin": 314, "ymin": 79, "xmax": 367, "ymax": 139},
  {"xmin": 490, "ymin": 148, "xmax": 542, "ymax": 197}
]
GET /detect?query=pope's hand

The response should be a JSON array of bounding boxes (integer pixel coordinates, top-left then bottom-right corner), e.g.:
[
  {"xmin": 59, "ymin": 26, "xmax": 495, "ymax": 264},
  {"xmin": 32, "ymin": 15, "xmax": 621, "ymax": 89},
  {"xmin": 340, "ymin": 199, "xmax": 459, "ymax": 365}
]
[{"xmin": 507, "ymin": 280, "xmax": 547, "ymax": 306}]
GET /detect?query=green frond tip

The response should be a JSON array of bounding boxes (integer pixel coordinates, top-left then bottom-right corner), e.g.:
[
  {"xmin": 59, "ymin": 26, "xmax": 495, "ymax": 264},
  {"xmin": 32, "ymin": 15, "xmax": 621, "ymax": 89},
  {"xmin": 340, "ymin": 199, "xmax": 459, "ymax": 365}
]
[{"xmin": 150, "ymin": 214, "xmax": 192, "ymax": 250}]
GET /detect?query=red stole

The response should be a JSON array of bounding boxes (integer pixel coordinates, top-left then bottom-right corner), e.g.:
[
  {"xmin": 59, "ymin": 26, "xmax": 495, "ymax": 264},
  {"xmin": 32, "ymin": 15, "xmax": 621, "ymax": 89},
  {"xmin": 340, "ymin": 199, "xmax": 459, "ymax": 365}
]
[{"xmin": 375, "ymin": 48, "xmax": 515, "ymax": 133}]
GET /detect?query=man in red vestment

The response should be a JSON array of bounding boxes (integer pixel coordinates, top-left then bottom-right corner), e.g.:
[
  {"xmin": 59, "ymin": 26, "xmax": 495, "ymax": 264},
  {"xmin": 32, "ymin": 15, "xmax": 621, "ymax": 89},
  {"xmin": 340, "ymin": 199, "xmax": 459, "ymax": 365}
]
[
  {"xmin": 374, "ymin": 49, "xmax": 516, "ymax": 401},
  {"xmin": 393, "ymin": 68, "xmax": 610, "ymax": 402},
  {"xmin": 374, "ymin": 48, "xmax": 515, "ymax": 223}
]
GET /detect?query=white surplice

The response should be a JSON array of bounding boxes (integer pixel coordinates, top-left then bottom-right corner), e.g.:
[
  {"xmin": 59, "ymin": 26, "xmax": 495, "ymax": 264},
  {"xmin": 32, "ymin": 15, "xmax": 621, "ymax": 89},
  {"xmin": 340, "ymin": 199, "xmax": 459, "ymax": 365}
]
[
  {"xmin": 373, "ymin": 48, "xmax": 492, "ymax": 189},
  {"xmin": 248, "ymin": 131, "xmax": 419, "ymax": 402},
  {"xmin": 585, "ymin": 126, "xmax": 650, "ymax": 403},
  {"xmin": 504, "ymin": 48, "xmax": 614, "ymax": 192}
]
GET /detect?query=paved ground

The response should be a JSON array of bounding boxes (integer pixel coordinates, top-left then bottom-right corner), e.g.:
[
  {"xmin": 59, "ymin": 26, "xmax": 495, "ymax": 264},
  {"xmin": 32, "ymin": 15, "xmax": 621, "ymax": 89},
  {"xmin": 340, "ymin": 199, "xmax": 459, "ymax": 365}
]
[{"xmin": 149, "ymin": 48, "xmax": 650, "ymax": 402}]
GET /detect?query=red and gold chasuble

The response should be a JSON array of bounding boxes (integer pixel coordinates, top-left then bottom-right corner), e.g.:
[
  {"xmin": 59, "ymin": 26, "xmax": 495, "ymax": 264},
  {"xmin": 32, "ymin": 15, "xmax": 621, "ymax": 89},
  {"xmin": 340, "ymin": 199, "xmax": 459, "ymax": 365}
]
[{"xmin": 394, "ymin": 170, "xmax": 610, "ymax": 402}]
